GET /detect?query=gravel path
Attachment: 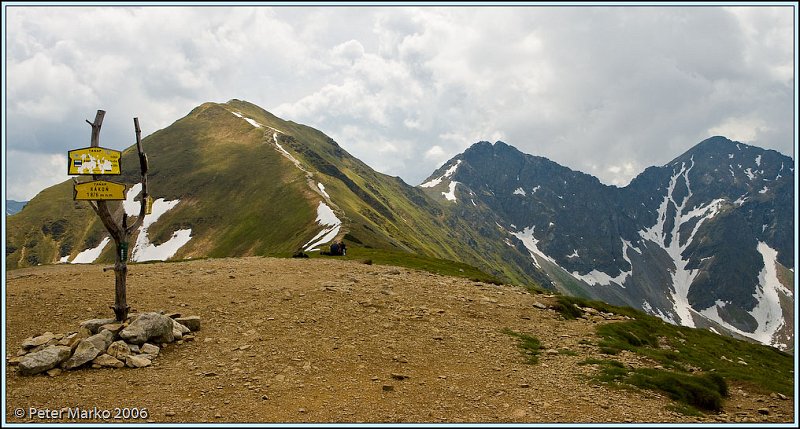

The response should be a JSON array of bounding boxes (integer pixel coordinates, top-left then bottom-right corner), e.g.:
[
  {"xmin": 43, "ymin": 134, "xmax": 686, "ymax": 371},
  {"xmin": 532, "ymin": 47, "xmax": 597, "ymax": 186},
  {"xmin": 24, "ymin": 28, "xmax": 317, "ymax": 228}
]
[{"xmin": 5, "ymin": 257, "xmax": 794, "ymax": 423}]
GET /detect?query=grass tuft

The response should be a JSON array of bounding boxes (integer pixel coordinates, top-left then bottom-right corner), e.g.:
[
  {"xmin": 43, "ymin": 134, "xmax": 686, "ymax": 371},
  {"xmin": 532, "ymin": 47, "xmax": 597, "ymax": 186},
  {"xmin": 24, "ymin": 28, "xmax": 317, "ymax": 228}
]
[{"xmin": 502, "ymin": 328, "xmax": 542, "ymax": 364}]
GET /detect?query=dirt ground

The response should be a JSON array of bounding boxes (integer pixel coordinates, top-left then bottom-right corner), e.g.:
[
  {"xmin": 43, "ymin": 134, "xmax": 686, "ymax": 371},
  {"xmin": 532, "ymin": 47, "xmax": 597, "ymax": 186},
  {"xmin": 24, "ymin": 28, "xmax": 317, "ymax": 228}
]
[{"xmin": 4, "ymin": 257, "xmax": 796, "ymax": 424}]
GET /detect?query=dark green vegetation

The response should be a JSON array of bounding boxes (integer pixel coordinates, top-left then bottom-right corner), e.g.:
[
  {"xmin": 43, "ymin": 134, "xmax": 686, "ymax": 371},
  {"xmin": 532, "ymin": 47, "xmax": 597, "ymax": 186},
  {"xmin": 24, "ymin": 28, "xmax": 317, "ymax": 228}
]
[
  {"xmin": 501, "ymin": 328, "xmax": 543, "ymax": 364},
  {"xmin": 580, "ymin": 359, "xmax": 729, "ymax": 413},
  {"xmin": 558, "ymin": 295, "xmax": 793, "ymax": 413}
]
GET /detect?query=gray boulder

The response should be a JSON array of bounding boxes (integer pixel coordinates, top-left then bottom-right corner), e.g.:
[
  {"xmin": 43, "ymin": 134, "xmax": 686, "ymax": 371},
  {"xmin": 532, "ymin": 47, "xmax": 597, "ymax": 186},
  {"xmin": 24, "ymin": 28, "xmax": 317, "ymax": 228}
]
[
  {"xmin": 93, "ymin": 353, "xmax": 125, "ymax": 368},
  {"xmin": 61, "ymin": 330, "xmax": 114, "ymax": 370},
  {"xmin": 125, "ymin": 355, "xmax": 152, "ymax": 368},
  {"xmin": 79, "ymin": 318, "xmax": 116, "ymax": 335},
  {"xmin": 140, "ymin": 343, "xmax": 160, "ymax": 358},
  {"xmin": 62, "ymin": 341, "xmax": 102, "ymax": 370},
  {"xmin": 86, "ymin": 330, "xmax": 115, "ymax": 351},
  {"xmin": 18, "ymin": 346, "xmax": 72, "ymax": 376},
  {"xmin": 21, "ymin": 332, "xmax": 57, "ymax": 349},
  {"xmin": 175, "ymin": 316, "xmax": 201, "ymax": 332},
  {"xmin": 106, "ymin": 341, "xmax": 132, "ymax": 360},
  {"xmin": 172, "ymin": 319, "xmax": 190, "ymax": 340},
  {"xmin": 119, "ymin": 312, "xmax": 174, "ymax": 345}
]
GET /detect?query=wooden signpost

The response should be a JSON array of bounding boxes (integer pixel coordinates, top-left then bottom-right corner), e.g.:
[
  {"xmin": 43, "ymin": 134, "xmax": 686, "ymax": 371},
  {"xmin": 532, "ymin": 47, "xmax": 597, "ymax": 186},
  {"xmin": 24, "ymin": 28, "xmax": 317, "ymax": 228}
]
[{"xmin": 69, "ymin": 110, "xmax": 150, "ymax": 321}]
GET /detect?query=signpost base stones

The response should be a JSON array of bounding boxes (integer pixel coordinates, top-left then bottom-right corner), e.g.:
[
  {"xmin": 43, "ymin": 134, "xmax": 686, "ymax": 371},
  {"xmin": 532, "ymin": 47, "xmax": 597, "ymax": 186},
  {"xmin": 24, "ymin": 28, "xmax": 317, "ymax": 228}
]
[{"xmin": 12, "ymin": 312, "xmax": 200, "ymax": 376}]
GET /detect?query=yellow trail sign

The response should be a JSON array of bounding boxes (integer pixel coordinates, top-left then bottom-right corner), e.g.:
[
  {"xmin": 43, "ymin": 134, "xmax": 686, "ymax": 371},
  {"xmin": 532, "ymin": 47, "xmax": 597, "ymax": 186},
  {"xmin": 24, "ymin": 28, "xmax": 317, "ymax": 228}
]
[
  {"xmin": 68, "ymin": 147, "xmax": 121, "ymax": 175},
  {"xmin": 73, "ymin": 180, "xmax": 127, "ymax": 201}
]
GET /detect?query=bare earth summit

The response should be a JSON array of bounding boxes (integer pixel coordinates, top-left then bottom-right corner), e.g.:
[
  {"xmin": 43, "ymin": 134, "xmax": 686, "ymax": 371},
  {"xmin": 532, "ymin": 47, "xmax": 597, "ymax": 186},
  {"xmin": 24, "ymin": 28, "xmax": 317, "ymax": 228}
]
[{"xmin": 5, "ymin": 257, "xmax": 795, "ymax": 424}]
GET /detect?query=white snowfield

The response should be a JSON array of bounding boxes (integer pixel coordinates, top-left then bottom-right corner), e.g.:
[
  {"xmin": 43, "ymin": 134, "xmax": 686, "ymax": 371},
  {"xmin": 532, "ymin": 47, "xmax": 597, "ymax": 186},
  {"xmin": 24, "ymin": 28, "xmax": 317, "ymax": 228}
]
[
  {"xmin": 698, "ymin": 242, "xmax": 792, "ymax": 349},
  {"xmin": 230, "ymin": 110, "xmax": 285, "ymax": 134},
  {"xmin": 511, "ymin": 226, "xmax": 556, "ymax": 269},
  {"xmin": 317, "ymin": 183, "xmax": 330, "ymax": 199},
  {"xmin": 570, "ymin": 239, "xmax": 633, "ymax": 288},
  {"xmin": 273, "ymin": 132, "xmax": 305, "ymax": 170},
  {"xmin": 123, "ymin": 184, "xmax": 193, "ymax": 262},
  {"xmin": 638, "ymin": 157, "xmax": 724, "ymax": 328},
  {"xmin": 303, "ymin": 202, "xmax": 342, "ymax": 252},
  {"xmin": 442, "ymin": 181, "xmax": 459, "ymax": 202},
  {"xmin": 69, "ymin": 237, "xmax": 111, "ymax": 264},
  {"xmin": 420, "ymin": 160, "xmax": 462, "ymax": 188}
]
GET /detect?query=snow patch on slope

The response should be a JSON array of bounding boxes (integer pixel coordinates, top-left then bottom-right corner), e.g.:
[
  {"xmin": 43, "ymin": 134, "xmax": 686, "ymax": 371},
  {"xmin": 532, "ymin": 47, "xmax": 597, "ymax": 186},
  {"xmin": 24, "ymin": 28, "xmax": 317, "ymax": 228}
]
[
  {"xmin": 570, "ymin": 239, "xmax": 632, "ymax": 288},
  {"xmin": 511, "ymin": 226, "xmax": 557, "ymax": 269},
  {"xmin": 638, "ymin": 157, "xmax": 724, "ymax": 328},
  {"xmin": 303, "ymin": 202, "xmax": 342, "ymax": 251},
  {"xmin": 442, "ymin": 181, "xmax": 459, "ymax": 202},
  {"xmin": 273, "ymin": 132, "xmax": 305, "ymax": 169},
  {"xmin": 124, "ymin": 185, "xmax": 192, "ymax": 262},
  {"xmin": 317, "ymin": 183, "xmax": 330, "ymax": 200},
  {"xmin": 70, "ymin": 237, "xmax": 111, "ymax": 264},
  {"xmin": 567, "ymin": 249, "xmax": 579, "ymax": 258},
  {"xmin": 123, "ymin": 183, "xmax": 144, "ymax": 216},
  {"xmin": 642, "ymin": 300, "xmax": 677, "ymax": 324},
  {"xmin": 420, "ymin": 160, "xmax": 461, "ymax": 188},
  {"xmin": 513, "ymin": 187, "xmax": 526, "ymax": 196},
  {"xmin": 698, "ymin": 242, "xmax": 791, "ymax": 348}
]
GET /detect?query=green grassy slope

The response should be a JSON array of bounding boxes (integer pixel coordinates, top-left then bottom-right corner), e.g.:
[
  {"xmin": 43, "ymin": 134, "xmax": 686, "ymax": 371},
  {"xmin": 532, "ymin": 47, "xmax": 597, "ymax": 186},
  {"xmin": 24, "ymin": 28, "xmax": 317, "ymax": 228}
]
[
  {"xmin": 7, "ymin": 100, "xmax": 543, "ymax": 290},
  {"xmin": 7, "ymin": 102, "xmax": 318, "ymax": 267},
  {"xmin": 223, "ymin": 100, "xmax": 543, "ymax": 287}
]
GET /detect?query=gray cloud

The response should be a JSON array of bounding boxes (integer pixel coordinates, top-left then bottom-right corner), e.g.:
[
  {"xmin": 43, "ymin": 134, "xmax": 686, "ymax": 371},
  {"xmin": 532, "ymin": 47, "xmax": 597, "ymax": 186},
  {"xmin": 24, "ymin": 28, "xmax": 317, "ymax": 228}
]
[{"xmin": 4, "ymin": 5, "xmax": 795, "ymax": 201}]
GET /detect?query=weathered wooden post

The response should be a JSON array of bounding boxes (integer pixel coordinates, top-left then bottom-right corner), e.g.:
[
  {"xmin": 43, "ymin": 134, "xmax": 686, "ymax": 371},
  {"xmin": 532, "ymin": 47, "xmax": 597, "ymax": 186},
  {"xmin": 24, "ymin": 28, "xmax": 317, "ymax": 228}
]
[{"xmin": 69, "ymin": 110, "xmax": 150, "ymax": 321}]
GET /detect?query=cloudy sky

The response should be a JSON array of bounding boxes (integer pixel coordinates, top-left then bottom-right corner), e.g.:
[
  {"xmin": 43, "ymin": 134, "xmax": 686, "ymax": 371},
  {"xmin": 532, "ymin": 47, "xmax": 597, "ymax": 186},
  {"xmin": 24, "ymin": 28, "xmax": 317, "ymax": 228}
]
[{"xmin": 3, "ymin": 3, "xmax": 796, "ymax": 201}]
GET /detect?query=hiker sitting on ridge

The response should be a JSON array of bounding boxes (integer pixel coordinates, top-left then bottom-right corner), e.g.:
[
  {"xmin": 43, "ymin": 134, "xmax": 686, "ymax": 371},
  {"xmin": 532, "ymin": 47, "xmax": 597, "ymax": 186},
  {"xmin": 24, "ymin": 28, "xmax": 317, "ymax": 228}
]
[{"xmin": 328, "ymin": 241, "xmax": 347, "ymax": 256}]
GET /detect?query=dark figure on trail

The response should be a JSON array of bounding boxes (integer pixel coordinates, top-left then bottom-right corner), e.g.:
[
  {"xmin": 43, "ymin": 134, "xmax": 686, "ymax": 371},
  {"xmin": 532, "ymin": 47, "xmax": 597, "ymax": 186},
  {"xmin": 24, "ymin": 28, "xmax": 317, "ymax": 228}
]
[{"xmin": 328, "ymin": 241, "xmax": 347, "ymax": 256}]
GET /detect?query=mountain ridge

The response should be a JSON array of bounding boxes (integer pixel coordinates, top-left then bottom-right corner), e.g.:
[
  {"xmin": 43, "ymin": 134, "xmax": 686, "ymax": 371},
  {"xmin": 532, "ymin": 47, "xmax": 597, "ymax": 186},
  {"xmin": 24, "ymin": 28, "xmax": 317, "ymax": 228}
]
[
  {"xmin": 420, "ymin": 137, "xmax": 794, "ymax": 350},
  {"xmin": 5, "ymin": 100, "xmax": 795, "ymax": 351}
]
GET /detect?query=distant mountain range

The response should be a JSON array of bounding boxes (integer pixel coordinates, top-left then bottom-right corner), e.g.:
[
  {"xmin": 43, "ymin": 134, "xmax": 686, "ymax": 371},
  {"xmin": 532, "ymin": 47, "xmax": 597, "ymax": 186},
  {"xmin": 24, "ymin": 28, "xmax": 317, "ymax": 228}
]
[
  {"xmin": 6, "ymin": 100, "xmax": 794, "ymax": 350},
  {"xmin": 419, "ymin": 139, "xmax": 794, "ymax": 351},
  {"xmin": 6, "ymin": 200, "xmax": 28, "ymax": 216}
]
